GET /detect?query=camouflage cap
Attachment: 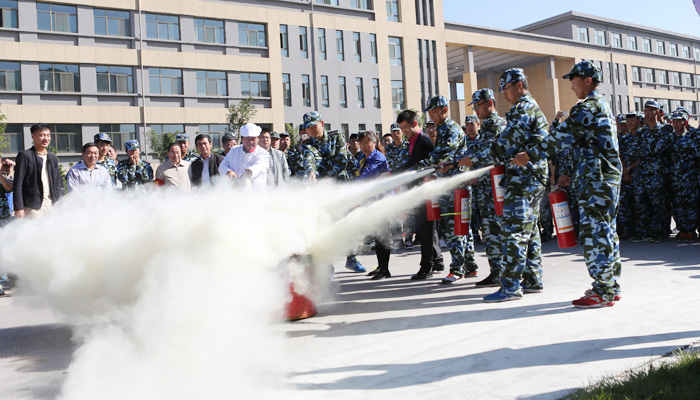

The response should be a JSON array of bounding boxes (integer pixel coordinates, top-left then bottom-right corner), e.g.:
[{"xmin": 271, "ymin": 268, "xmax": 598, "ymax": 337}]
[
  {"xmin": 616, "ymin": 114, "xmax": 627, "ymax": 124},
  {"xmin": 423, "ymin": 95, "xmax": 449, "ymax": 112},
  {"xmin": 671, "ymin": 109, "xmax": 690, "ymax": 121},
  {"xmin": 94, "ymin": 133, "xmax": 112, "ymax": 143},
  {"xmin": 468, "ymin": 88, "xmax": 495, "ymax": 106},
  {"xmin": 562, "ymin": 60, "xmax": 602, "ymax": 82},
  {"xmin": 279, "ymin": 132, "xmax": 290, "ymax": 137},
  {"xmin": 675, "ymin": 106, "xmax": 691, "ymax": 115},
  {"xmin": 302, "ymin": 111, "xmax": 322, "ymax": 129},
  {"xmin": 625, "ymin": 111, "xmax": 641, "ymax": 119},
  {"xmin": 464, "ymin": 115, "xmax": 480, "ymax": 124},
  {"xmin": 270, "ymin": 131, "xmax": 280, "ymax": 139},
  {"xmin": 175, "ymin": 133, "xmax": 189, "ymax": 141},
  {"xmin": 499, "ymin": 68, "xmax": 527, "ymax": 92},
  {"xmin": 124, "ymin": 139, "xmax": 140, "ymax": 151},
  {"xmin": 390, "ymin": 122, "xmax": 400, "ymax": 131},
  {"xmin": 644, "ymin": 100, "xmax": 661, "ymax": 109}
]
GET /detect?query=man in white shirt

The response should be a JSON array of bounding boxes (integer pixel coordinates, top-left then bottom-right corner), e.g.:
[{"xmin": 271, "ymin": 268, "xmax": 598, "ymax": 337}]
[
  {"xmin": 66, "ymin": 142, "xmax": 112, "ymax": 192},
  {"xmin": 155, "ymin": 143, "xmax": 191, "ymax": 190},
  {"xmin": 218, "ymin": 123, "xmax": 270, "ymax": 190}
]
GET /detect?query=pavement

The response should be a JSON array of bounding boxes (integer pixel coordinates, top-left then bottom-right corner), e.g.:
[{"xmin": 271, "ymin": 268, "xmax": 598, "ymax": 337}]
[{"xmin": 2, "ymin": 237, "xmax": 699, "ymax": 399}]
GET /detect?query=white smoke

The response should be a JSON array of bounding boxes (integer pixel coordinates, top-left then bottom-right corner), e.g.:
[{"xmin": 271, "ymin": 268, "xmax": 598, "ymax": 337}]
[{"xmin": 0, "ymin": 166, "xmax": 491, "ymax": 399}]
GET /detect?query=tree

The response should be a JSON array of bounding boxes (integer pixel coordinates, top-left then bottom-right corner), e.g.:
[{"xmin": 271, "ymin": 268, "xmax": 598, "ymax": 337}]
[
  {"xmin": 145, "ymin": 129, "xmax": 177, "ymax": 162},
  {"xmin": 396, "ymin": 108, "xmax": 427, "ymax": 127},
  {"xmin": 226, "ymin": 97, "xmax": 257, "ymax": 135},
  {"xmin": 0, "ymin": 105, "xmax": 7, "ymax": 156},
  {"xmin": 285, "ymin": 123, "xmax": 300, "ymax": 145}
]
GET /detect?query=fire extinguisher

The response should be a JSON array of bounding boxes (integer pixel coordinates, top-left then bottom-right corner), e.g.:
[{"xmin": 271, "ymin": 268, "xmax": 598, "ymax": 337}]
[
  {"xmin": 490, "ymin": 165, "xmax": 505, "ymax": 216},
  {"xmin": 549, "ymin": 189, "xmax": 577, "ymax": 248},
  {"xmin": 424, "ymin": 176, "xmax": 441, "ymax": 221},
  {"xmin": 453, "ymin": 188, "xmax": 470, "ymax": 236}
]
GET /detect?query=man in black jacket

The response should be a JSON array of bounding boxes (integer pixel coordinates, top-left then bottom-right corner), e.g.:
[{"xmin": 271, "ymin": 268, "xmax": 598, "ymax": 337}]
[
  {"xmin": 190, "ymin": 133, "xmax": 224, "ymax": 186},
  {"xmin": 13, "ymin": 123, "xmax": 63, "ymax": 218},
  {"xmin": 395, "ymin": 110, "xmax": 445, "ymax": 280}
]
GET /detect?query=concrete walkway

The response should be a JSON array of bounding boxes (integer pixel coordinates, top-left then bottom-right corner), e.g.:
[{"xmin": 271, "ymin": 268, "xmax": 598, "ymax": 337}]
[{"xmin": 1, "ymin": 238, "xmax": 699, "ymax": 399}]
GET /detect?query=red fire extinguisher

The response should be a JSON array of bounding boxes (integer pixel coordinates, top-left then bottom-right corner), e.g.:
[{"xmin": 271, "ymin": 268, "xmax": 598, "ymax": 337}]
[
  {"xmin": 490, "ymin": 165, "xmax": 505, "ymax": 216},
  {"xmin": 453, "ymin": 188, "xmax": 470, "ymax": 236},
  {"xmin": 424, "ymin": 176, "xmax": 441, "ymax": 221},
  {"xmin": 549, "ymin": 189, "xmax": 577, "ymax": 249}
]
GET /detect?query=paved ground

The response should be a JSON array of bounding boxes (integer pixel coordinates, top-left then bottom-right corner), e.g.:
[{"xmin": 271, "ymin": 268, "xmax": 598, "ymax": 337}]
[{"xmin": 1, "ymin": 238, "xmax": 699, "ymax": 399}]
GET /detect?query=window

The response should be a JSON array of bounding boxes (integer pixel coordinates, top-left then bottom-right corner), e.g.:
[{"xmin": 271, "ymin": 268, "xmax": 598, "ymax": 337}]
[
  {"xmin": 301, "ymin": 74, "xmax": 311, "ymax": 107},
  {"xmin": 656, "ymin": 41, "xmax": 665, "ymax": 55},
  {"xmin": 282, "ymin": 73, "xmax": 291, "ymax": 106},
  {"xmin": 195, "ymin": 18, "xmax": 224, "ymax": 44},
  {"xmin": 672, "ymin": 72, "xmax": 680, "ymax": 86},
  {"xmin": 238, "ymin": 22, "xmax": 266, "ymax": 47},
  {"xmin": 358, "ymin": 123, "xmax": 366, "ymax": 131},
  {"xmin": 643, "ymin": 38, "xmax": 651, "ymax": 52},
  {"xmin": 369, "ymin": 33, "xmax": 377, "ymax": 63},
  {"xmin": 596, "ymin": 61, "xmax": 603, "ymax": 83},
  {"xmin": 606, "ymin": 62, "xmax": 612, "ymax": 83},
  {"xmin": 697, "ymin": 75, "xmax": 700, "ymax": 88},
  {"xmin": 391, "ymin": 80, "xmax": 404, "ymax": 110},
  {"xmin": 338, "ymin": 76, "xmax": 347, "ymax": 108},
  {"xmin": 696, "ymin": 48, "xmax": 700, "ymax": 61},
  {"xmin": 683, "ymin": 46, "xmax": 691, "ymax": 59},
  {"xmin": 351, "ymin": 0, "xmax": 372, "ymax": 9},
  {"xmin": 622, "ymin": 64, "xmax": 628, "ymax": 84},
  {"xmin": 670, "ymin": 44, "xmax": 678, "ymax": 57},
  {"xmin": 320, "ymin": 75, "xmax": 329, "ymax": 107},
  {"xmin": 0, "ymin": 0, "xmax": 18, "ymax": 28},
  {"xmin": 317, "ymin": 0, "xmax": 339, "ymax": 4},
  {"xmin": 198, "ymin": 124, "xmax": 229, "ymax": 149},
  {"xmin": 148, "ymin": 68, "xmax": 182, "ymax": 95},
  {"xmin": 632, "ymin": 66, "xmax": 640, "ymax": 81},
  {"xmin": 39, "ymin": 63, "xmax": 80, "ymax": 92},
  {"xmin": 340, "ymin": 124, "xmax": 349, "ymax": 136},
  {"xmin": 658, "ymin": 70, "xmax": 667, "ymax": 85},
  {"xmin": 614, "ymin": 63, "xmax": 620, "ymax": 84},
  {"xmin": 241, "ymin": 72, "xmax": 269, "ymax": 97},
  {"xmin": 196, "ymin": 70, "xmax": 227, "ymax": 96},
  {"xmin": 683, "ymin": 73, "xmax": 693, "ymax": 87},
  {"xmin": 300, "ymin": 26, "xmax": 308, "ymax": 58},
  {"xmin": 353, "ymin": 32, "xmax": 362, "ymax": 62},
  {"xmin": 94, "ymin": 9, "xmax": 130, "ymax": 36},
  {"xmin": 318, "ymin": 28, "xmax": 327, "ymax": 60},
  {"xmin": 0, "ymin": 61, "xmax": 20, "ymax": 91},
  {"xmin": 145, "ymin": 14, "xmax": 179, "ymax": 40},
  {"xmin": 628, "ymin": 36, "xmax": 637, "ymax": 50},
  {"xmin": 612, "ymin": 33, "xmax": 621, "ymax": 48},
  {"xmin": 324, "ymin": 123, "xmax": 331, "ymax": 131},
  {"xmin": 634, "ymin": 97, "xmax": 642, "ymax": 112},
  {"xmin": 37, "ymin": 3, "xmax": 77, "ymax": 33},
  {"xmin": 96, "ymin": 66, "xmax": 133, "ymax": 93},
  {"xmin": 280, "ymin": 25, "xmax": 289, "ymax": 57},
  {"xmin": 645, "ymin": 68, "xmax": 654, "ymax": 83},
  {"xmin": 336, "ymin": 30, "xmax": 344, "ymax": 61},
  {"xmin": 577, "ymin": 27, "xmax": 588, "ymax": 42},
  {"xmin": 99, "ymin": 124, "xmax": 136, "ymax": 152},
  {"xmin": 0, "ymin": 124, "xmax": 23, "ymax": 155},
  {"xmin": 388, "ymin": 37, "xmax": 402, "ymax": 66},
  {"xmin": 47, "ymin": 124, "xmax": 82, "ymax": 153},
  {"xmin": 372, "ymin": 78, "xmax": 380, "ymax": 108},
  {"xmin": 150, "ymin": 124, "xmax": 184, "ymax": 134},
  {"xmin": 386, "ymin": 0, "xmax": 399, "ymax": 22},
  {"xmin": 374, "ymin": 124, "xmax": 382, "ymax": 134},
  {"xmin": 356, "ymin": 77, "xmax": 364, "ymax": 108},
  {"xmin": 595, "ymin": 30, "xmax": 606, "ymax": 45}
]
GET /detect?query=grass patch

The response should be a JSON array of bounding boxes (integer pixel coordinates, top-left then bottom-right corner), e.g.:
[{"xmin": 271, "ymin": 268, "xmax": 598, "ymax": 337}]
[{"xmin": 561, "ymin": 349, "xmax": 700, "ymax": 400}]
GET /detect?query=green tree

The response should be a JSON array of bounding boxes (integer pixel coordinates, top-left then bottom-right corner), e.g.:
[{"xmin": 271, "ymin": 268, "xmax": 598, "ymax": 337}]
[
  {"xmin": 285, "ymin": 123, "xmax": 300, "ymax": 145},
  {"xmin": 396, "ymin": 108, "xmax": 427, "ymax": 127},
  {"xmin": 226, "ymin": 97, "xmax": 257, "ymax": 135},
  {"xmin": 145, "ymin": 129, "xmax": 177, "ymax": 162},
  {"xmin": 0, "ymin": 105, "xmax": 8, "ymax": 156}
]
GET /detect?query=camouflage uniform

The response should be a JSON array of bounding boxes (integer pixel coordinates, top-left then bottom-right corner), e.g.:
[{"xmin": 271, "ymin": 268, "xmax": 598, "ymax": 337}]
[
  {"xmin": 617, "ymin": 115, "xmax": 636, "ymax": 238},
  {"xmin": 97, "ymin": 158, "xmax": 118, "ymax": 186},
  {"xmin": 116, "ymin": 140, "xmax": 153, "ymax": 188},
  {"xmin": 302, "ymin": 132, "xmax": 357, "ymax": 182},
  {"xmin": 469, "ymin": 72, "xmax": 548, "ymax": 298},
  {"xmin": 528, "ymin": 63, "xmax": 621, "ymax": 303},
  {"xmin": 385, "ymin": 137, "xmax": 414, "ymax": 245},
  {"xmin": 182, "ymin": 149, "xmax": 199, "ymax": 163},
  {"xmin": 667, "ymin": 110, "xmax": 699, "ymax": 236},
  {"xmin": 551, "ymin": 145, "xmax": 580, "ymax": 236},
  {"xmin": 0, "ymin": 181, "xmax": 11, "ymax": 226}
]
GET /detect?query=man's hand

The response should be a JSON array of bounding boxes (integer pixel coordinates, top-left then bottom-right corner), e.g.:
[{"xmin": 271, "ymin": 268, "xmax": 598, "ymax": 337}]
[
  {"xmin": 14, "ymin": 209, "xmax": 25, "ymax": 218},
  {"xmin": 557, "ymin": 175, "xmax": 571, "ymax": 187},
  {"xmin": 308, "ymin": 171, "xmax": 317, "ymax": 183},
  {"xmin": 458, "ymin": 156, "xmax": 473, "ymax": 168},
  {"xmin": 554, "ymin": 110, "xmax": 567, "ymax": 121},
  {"xmin": 129, "ymin": 154, "xmax": 140, "ymax": 165},
  {"xmin": 511, "ymin": 151, "xmax": 530, "ymax": 167},
  {"xmin": 226, "ymin": 170, "xmax": 237, "ymax": 179}
]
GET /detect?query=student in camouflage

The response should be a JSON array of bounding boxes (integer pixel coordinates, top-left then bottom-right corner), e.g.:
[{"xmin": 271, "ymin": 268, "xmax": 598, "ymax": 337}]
[
  {"xmin": 418, "ymin": 95, "xmax": 476, "ymax": 283},
  {"xmin": 616, "ymin": 114, "xmax": 635, "ymax": 239},
  {"xmin": 385, "ymin": 123, "xmax": 414, "ymax": 248},
  {"xmin": 667, "ymin": 109, "xmax": 699, "ymax": 241},
  {"xmin": 286, "ymin": 124, "xmax": 316, "ymax": 180},
  {"xmin": 460, "ymin": 69, "xmax": 548, "ymax": 302},
  {"xmin": 176, "ymin": 133, "xmax": 199, "ymax": 162},
  {"xmin": 116, "ymin": 140, "xmax": 153, "ymax": 188},
  {"xmin": 94, "ymin": 133, "xmax": 118, "ymax": 186},
  {"xmin": 623, "ymin": 112, "xmax": 645, "ymax": 239},
  {"xmin": 515, "ymin": 60, "xmax": 622, "ymax": 308},
  {"xmin": 463, "ymin": 116, "xmax": 483, "ymax": 243}
]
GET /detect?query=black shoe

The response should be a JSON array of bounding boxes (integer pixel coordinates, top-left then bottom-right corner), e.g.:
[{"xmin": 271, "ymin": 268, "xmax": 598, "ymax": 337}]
[
  {"xmin": 411, "ymin": 271, "xmax": 433, "ymax": 280},
  {"xmin": 371, "ymin": 271, "xmax": 391, "ymax": 280},
  {"xmin": 432, "ymin": 265, "xmax": 445, "ymax": 272},
  {"xmin": 367, "ymin": 268, "xmax": 380, "ymax": 276},
  {"xmin": 475, "ymin": 273, "xmax": 500, "ymax": 288}
]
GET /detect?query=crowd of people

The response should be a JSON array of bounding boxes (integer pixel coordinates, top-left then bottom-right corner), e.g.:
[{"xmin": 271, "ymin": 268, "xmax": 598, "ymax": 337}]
[{"xmin": 0, "ymin": 60, "xmax": 698, "ymax": 306}]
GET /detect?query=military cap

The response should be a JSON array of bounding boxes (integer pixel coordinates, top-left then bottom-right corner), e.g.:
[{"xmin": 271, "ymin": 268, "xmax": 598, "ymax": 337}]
[
  {"xmin": 222, "ymin": 133, "xmax": 236, "ymax": 144},
  {"xmin": 124, "ymin": 139, "xmax": 140, "ymax": 151},
  {"xmin": 616, "ymin": 114, "xmax": 627, "ymax": 124},
  {"xmin": 349, "ymin": 133, "xmax": 359, "ymax": 140},
  {"xmin": 468, "ymin": 88, "xmax": 495, "ymax": 106},
  {"xmin": 464, "ymin": 115, "xmax": 480, "ymax": 125},
  {"xmin": 644, "ymin": 100, "xmax": 661, "ymax": 109},
  {"xmin": 390, "ymin": 123, "xmax": 400, "ymax": 131},
  {"xmin": 562, "ymin": 60, "xmax": 602, "ymax": 82},
  {"xmin": 426, "ymin": 119, "xmax": 435, "ymax": 125},
  {"xmin": 239, "ymin": 123, "xmax": 262, "ymax": 138},
  {"xmin": 279, "ymin": 132, "xmax": 290, "ymax": 137},
  {"xmin": 175, "ymin": 133, "xmax": 189, "ymax": 141},
  {"xmin": 671, "ymin": 109, "xmax": 690, "ymax": 121},
  {"xmin": 499, "ymin": 68, "xmax": 527, "ymax": 92},
  {"xmin": 270, "ymin": 131, "xmax": 280, "ymax": 139},
  {"xmin": 625, "ymin": 111, "xmax": 640, "ymax": 119},
  {"xmin": 302, "ymin": 111, "xmax": 322, "ymax": 129},
  {"xmin": 674, "ymin": 106, "xmax": 691, "ymax": 115},
  {"xmin": 94, "ymin": 133, "xmax": 112, "ymax": 143},
  {"xmin": 423, "ymin": 95, "xmax": 449, "ymax": 112}
]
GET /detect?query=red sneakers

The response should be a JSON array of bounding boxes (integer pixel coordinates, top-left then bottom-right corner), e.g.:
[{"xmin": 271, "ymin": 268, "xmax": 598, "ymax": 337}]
[{"xmin": 572, "ymin": 290, "xmax": 615, "ymax": 308}]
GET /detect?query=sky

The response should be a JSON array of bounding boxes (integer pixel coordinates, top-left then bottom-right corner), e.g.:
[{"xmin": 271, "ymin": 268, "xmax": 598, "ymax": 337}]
[{"xmin": 443, "ymin": 0, "xmax": 700, "ymax": 38}]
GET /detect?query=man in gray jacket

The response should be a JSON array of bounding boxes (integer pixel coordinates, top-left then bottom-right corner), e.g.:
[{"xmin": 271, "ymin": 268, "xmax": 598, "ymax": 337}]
[{"xmin": 259, "ymin": 129, "xmax": 291, "ymax": 186}]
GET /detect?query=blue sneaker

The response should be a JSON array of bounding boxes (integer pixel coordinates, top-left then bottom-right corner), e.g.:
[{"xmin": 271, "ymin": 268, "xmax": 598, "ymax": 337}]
[
  {"xmin": 345, "ymin": 260, "xmax": 366, "ymax": 273},
  {"xmin": 483, "ymin": 290, "xmax": 522, "ymax": 303}
]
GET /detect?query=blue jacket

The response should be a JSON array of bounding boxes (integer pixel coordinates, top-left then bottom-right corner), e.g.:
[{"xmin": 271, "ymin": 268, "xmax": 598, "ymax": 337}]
[{"xmin": 357, "ymin": 149, "xmax": 389, "ymax": 180}]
